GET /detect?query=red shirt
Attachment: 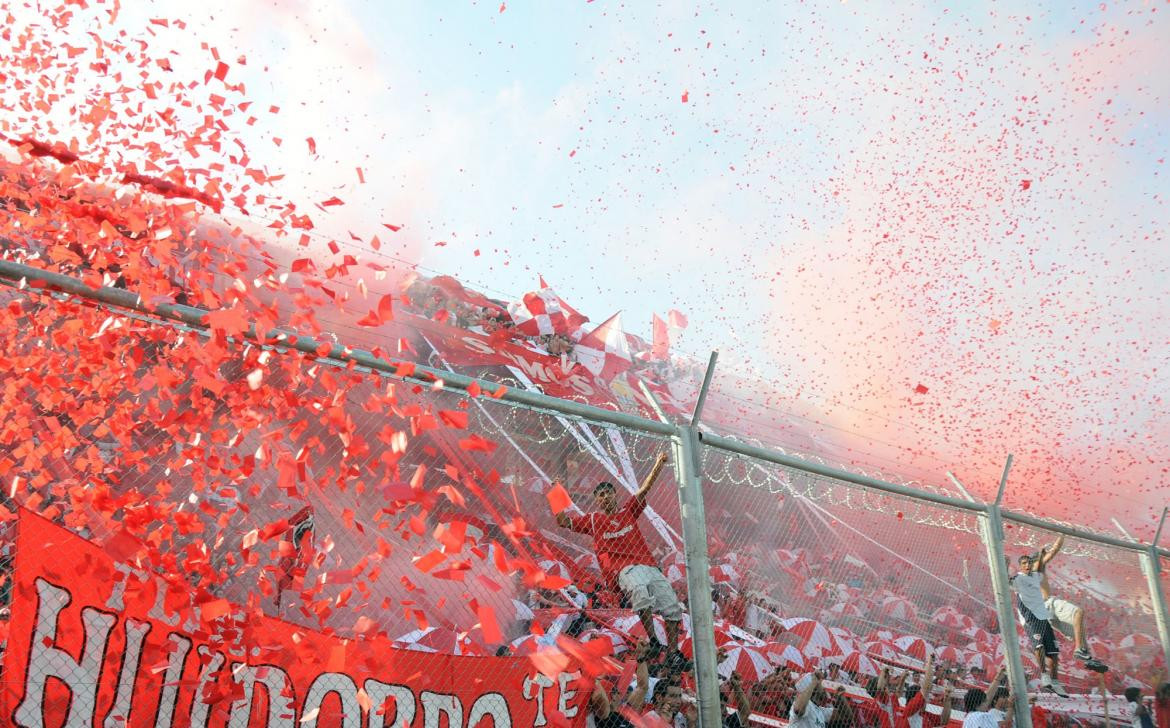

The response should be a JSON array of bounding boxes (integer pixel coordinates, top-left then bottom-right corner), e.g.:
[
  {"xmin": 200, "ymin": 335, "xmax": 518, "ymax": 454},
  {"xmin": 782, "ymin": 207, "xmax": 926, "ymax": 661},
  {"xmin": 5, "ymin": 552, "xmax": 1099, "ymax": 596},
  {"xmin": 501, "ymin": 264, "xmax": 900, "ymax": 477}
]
[
  {"xmin": 1156, "ymin": 696, "xmax": 1170, "ymax": 728},
  {"xmin": 896, "ymin": 692, "xmax": 941, "ymax": 728},
  {"xmin": 568, "ymin": 498, "xmax": 656, "ymax": 588}
]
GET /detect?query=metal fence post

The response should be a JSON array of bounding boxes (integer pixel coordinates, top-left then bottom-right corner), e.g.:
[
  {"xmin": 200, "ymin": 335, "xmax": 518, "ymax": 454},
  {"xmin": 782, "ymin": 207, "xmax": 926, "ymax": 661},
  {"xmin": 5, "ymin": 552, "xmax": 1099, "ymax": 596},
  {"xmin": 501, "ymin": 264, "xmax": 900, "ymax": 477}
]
[
  {"xmin": 674, "ymin": 425, "xmax": 721, "ymax": 728},
  {"xmin": 1140, "ymin": 546, "xmax": 1170, "ymax": 671},
  {"xmin": 979, "ymin": 504, "xmax": 1033, "ymax": 728},
  {"xmin": 1143, "ymin": 507, "xmax": 1170, "ymax": 678}
]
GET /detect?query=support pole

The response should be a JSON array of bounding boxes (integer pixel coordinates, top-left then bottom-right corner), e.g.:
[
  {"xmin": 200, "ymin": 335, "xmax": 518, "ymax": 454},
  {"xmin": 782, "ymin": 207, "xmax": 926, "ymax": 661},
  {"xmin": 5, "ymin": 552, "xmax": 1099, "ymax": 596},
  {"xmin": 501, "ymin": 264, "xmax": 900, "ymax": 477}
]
[
  {"xmin": 995, "ymin": 454, "xmax": 1014, "ymax": 506},
  {"xmin": 1141, "ymin": 544, "xmax": 1170, "ymax": 674},
  {"xmin": 980, "ymin": 505, "xmax": 1033, "ymax": 728},
  {"xmin": 690, "ymin": 351, "xmax": 719, "ymax": 427},
  {"xmin": 674, "ymin": 425, "xmax": 721, "ymax": 728},
  {"xmin": 945, "ymin": 471, "xmax": 978, "ymax": 503}
]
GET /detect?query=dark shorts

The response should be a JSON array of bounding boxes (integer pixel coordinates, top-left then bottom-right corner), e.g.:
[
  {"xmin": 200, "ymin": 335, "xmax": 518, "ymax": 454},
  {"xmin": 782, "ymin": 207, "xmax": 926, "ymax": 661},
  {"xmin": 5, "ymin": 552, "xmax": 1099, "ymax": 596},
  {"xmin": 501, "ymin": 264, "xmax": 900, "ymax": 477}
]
[{"xmin": 1020, "ymin": 604, "xmax": 1059, "ymax": 657}]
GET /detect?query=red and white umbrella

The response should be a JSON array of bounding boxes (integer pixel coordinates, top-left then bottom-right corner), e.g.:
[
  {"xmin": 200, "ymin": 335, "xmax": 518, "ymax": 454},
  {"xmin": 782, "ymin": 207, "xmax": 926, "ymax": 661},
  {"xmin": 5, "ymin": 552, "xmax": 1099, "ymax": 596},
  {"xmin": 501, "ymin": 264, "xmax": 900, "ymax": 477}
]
[
  {"xmin": 718, "ymin": 645, "xmax": 775, "ymax": 682},
  {"xmin": 828, "ymin": 627, "xmax": 860, "ymax": 654},
  {"xmin": 934, "ymin": 645, "xmax": 964, "ymax": 663},
  {"xmin": 864, "ymin": 640, "xmax": 901, "ymax": 661},
  {"xmin": 781, "ymin": 618, "xmax": 841, "ymax": 657},
  {"xmin": 893, "ymin": 635, "xmax": 934, "ymax": 661},
  {"xmin": 932, "ymin": 606, "xmax": 975, "ymax": 630},
  {"xmin": 538, "ymin": 559, "xmax": 571, "ymax": 581},
  {"xmin": 878, "ymin": 596, "xmax": 918, "ymax": 623},
  {"xmin": 611, "ymin": 614, "xmax": 670, "ymax": 645},
  {"xmin": 1118, "ymin": 633, "xmax": 1157, "ymax": 650},
  {"xmin": 764, "ymin": 643, "xmax": 809, "ymax": 671},
  {"xmin": 865, "ymin": 629, "xmax": 897, "ymax": 643},
  {"xmin": 717, "ymin": 619, "xmax": 767, "ymax": 647},
  {"xmin": 679, "ymin": 623, "xmax": 737, "ymax": 659},
  {"xmin": 966, "ymin": 653, "xmax": 996, "ymax": 671},
  {"xmin": 841, "ymin": 650, "xmax": 881, "ymax": 677},
  {"xmin": 961, "ymin": 626, "xmax": 995, "ymax": 645},
  {"xmin": 826, "ymin": 602, "xmax": 866, "ymax": 619},
  {"xmin": 580, "ymin": 628, "xmax": 629, "ymax": 655}
]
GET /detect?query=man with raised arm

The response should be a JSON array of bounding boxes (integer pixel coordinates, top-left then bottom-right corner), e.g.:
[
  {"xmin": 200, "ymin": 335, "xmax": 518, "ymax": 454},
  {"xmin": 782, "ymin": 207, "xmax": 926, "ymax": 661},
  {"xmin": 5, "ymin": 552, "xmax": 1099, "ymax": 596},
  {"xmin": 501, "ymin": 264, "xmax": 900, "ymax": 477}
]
[
  {"xmin": 556, "ymin": 452, "xmax": 687, "ymax": 666},
  {"xmin": 790, "ymin": 672, "xmax": 835, "ymax": 728},
  {"xmin": 898, "ymin": 654, "xmax": 954, "ymax": 728},
  {"xmin": 1010, "ymin": 553, "xmax": 1068, "ymax": 697},
  {"xmin": 962, "ymin": 667, "xmax": 1014, "ymax": 728},
  {"xmin": 1025, "ymin": 535, "xmax": 1109, "ymax": 673}
]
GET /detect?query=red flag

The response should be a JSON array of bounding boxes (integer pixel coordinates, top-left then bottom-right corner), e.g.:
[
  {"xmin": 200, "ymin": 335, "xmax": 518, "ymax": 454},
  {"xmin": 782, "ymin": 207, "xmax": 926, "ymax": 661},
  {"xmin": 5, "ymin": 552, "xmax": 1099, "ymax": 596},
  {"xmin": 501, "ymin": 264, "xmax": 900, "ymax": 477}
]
[{"xmin": 651, "ymin": 314, "xmax": 670, "ymax": 360}]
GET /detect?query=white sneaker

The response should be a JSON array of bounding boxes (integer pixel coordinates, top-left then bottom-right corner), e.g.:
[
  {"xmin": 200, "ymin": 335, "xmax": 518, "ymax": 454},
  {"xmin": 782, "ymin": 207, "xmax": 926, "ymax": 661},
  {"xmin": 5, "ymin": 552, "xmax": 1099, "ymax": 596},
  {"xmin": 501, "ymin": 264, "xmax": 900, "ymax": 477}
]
[{"xmin": 1050, "ymin": 680, "xmax": 1069, "ymax": 698}]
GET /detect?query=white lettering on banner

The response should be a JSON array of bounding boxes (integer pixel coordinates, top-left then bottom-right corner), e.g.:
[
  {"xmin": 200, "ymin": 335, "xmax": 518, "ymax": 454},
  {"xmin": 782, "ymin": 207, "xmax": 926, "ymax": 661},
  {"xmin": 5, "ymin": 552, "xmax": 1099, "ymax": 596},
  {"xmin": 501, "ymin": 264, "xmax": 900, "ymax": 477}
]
[
  {"xmin": 227, "ymin": 664, "xmax": 295, "ymax": 728},
  {"xmin": 15, "ymin": 578, "xmax": 118, "ymax": 728},
  {"xmin": 302, "ymin": 673, "xmax": 361, "ymax": 728},
  {"xmin": 421, "ymin": 691, "xmax": 462, "ymax": 728},
  {"xmin": 104, "ymin": 618, "xmax": 151, "ymax": 728},
  {"xmin": 468, "ymin": 693, "xmax": 513, "ymax": 727},
  {"xmin": 188, "ymin": 645, "xmax": 226, "ymax": 728},
  {"xmin": 12, "ymin": 574, "xmax": 585, "ymax": 728},
  {"xmin": 558, "ymin": 671, "xmax": 582, "ymax": 719},
  {"xmin": 457, "ymin": 335, "xmax": 596, "ymax": 396},
  {"xmin": 363, "ymin": 679, "xmax": 417, "ymax": 727},
  {"xmin": 154, "ymin": 633, "xmax": 193, "ymax": 728},
  {"xmin": 107, "ymin": 563, "xmax": 189, "ymax": 629},
  {"xmin": 523, "ymin": 673, "xmax": 556, "ymax": 727}
]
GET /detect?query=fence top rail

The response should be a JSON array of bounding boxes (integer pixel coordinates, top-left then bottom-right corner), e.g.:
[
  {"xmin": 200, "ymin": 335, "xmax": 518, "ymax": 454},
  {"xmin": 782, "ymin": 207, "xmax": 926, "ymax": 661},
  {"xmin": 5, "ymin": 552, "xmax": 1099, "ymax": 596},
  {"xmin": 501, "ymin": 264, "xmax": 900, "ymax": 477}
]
[
  {"xmin": 0, "ymin": 257, "xmax": 677, "ymax": 437},
  {"xmin": 4, "ymin": 256, "xmax": 1166, "ymax": 559},
  {"xmin": 999, "ymin": 507, "xmax": 1155, "ymax": 555},
  {"xmin": 698, "ymin": 429, "xmax": 989, "ymax": 515}
]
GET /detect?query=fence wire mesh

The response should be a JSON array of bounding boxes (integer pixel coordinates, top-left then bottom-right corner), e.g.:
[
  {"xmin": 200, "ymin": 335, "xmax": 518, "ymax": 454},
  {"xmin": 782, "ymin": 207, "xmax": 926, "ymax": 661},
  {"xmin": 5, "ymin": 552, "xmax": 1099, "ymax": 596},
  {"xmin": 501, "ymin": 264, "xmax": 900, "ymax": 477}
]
[
  {"xmin": 696, "ymin": 446, "xmax": 1002, "ymax": 726},
  {"xmin": 1002, "ymin": 521, "xmax": 1167, "ymax": 695},
  {"xmin": 0, "ymin": 287, "xmax": 704, "ymax": 726},
  {"xmin": 0, "ymin": 276, "xmax": 1168, "ymax": 728}
]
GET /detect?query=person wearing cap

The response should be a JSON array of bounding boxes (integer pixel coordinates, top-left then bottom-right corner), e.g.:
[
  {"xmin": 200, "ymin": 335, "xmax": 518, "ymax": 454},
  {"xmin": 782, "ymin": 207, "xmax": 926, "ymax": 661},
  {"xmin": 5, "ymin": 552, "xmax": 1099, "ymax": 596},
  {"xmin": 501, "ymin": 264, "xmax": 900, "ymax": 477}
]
[
  {"xmin": 557, "ymin": 452, "xmax": 686, "ymax": 668},
  {"xmin": 1009, "ymin": 553, "xmax": 1067, "ymax": 697},
  {"xmin": 1024, "ymin": 535, "xmax": 1108, "ymax": 673},
  {"xmin": 791, "ymin": 672, "xmax": 835, "ymax": 728}
]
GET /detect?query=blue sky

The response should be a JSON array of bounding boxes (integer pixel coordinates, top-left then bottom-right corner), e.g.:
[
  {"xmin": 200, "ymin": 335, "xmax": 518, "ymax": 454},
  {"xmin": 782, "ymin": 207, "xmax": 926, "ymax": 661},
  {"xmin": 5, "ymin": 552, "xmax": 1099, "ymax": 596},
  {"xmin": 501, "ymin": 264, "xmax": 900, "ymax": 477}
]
[{"xmin": 10, "ymin": 0, "xmax": 1167, "ymax": 532}]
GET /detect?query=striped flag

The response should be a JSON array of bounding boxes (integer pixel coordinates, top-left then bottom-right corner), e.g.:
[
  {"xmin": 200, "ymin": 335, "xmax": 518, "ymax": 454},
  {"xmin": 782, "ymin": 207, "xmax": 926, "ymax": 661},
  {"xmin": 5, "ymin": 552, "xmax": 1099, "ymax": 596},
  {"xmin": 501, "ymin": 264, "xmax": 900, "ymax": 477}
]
[{"xmin": 573, "ymin": 313, "xmax": 633, "ymax": 380}]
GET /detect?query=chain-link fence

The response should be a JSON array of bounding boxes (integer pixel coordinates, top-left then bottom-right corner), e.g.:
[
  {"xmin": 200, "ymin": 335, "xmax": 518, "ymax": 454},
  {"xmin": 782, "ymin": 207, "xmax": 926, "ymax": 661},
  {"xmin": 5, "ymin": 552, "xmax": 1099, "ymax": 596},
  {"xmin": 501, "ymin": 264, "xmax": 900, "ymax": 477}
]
[{"xmin": 0, "ymin": 258, "xmax": 1167, "ymax": 728}]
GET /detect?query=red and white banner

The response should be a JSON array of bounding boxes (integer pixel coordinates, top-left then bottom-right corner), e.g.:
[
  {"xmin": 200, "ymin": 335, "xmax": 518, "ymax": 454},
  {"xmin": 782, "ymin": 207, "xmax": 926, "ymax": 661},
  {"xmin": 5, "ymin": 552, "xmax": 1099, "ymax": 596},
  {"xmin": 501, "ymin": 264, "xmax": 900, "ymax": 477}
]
[{"xmin": 1, "ymin": 510, "xmax": 591, "ymax": 727}]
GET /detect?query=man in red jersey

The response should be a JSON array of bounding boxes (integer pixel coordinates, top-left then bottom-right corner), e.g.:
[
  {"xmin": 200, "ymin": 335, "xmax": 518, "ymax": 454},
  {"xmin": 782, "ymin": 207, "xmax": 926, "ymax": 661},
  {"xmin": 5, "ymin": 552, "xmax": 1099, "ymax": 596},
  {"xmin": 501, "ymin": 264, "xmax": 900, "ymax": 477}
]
[{"xmin": 557, "ymin": 452, "xmax": 685, "ymax": 665}]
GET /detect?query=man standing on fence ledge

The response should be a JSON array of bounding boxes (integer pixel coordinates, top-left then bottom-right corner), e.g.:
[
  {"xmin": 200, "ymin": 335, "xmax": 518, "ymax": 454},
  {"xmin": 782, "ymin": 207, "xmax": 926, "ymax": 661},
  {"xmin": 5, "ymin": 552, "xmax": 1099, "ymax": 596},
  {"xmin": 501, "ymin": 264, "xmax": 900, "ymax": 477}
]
[
  {"xmin": 1023, "ymin": 536, "xmax": 1109, "ymax": 674},
  {"xmin": 1009, "ymin": 554, "xmax": 1068, "ymax": 697},
  {"xmin": 555, "ymin": 452, "xmax": 688, "ymax": 668}
]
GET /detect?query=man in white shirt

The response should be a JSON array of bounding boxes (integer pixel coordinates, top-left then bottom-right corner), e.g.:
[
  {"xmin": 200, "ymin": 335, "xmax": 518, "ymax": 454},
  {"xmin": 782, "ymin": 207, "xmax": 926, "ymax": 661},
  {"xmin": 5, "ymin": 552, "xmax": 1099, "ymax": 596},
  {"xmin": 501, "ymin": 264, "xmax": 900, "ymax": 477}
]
[
  {"xmin": 960, "ymin": 668, "xmax": 1014, "ymax": 728},
  {"xmin": 1010, "ymin": 554, "xmax": 1067, "ymax": 697},
  {"xmin": 790, "ymin": 672, "xmax": 834, "ymax": 728},
  {"xmin": 1026, "ymin": 536, "xmax": 1109, "ymax": 673}
]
